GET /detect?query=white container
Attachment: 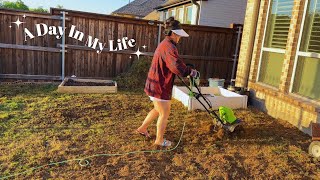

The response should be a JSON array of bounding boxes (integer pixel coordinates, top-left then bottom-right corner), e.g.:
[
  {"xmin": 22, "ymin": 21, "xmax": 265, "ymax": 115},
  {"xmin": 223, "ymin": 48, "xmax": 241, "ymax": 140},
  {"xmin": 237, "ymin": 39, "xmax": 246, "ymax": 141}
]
[
  {"xmin": 208, "ymin": 78, "xmax": 225, "ymax": 87},
  {"xmin": 172, "ymin": 86, "xmax": 247, "ymax": 111}
]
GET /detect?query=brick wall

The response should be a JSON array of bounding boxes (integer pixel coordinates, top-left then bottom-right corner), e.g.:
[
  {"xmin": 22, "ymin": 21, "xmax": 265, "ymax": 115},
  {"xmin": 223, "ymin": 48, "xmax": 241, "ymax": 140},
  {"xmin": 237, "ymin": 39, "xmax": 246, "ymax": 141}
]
[
  {"xmin": 236, "ymin": 0, "xmax": 320, "ymax": 135},
  {"xmin": 236, "ymin": 0, "xmax": 261, "ymax": 87},
  {"xmin": 248, "ymin": 0, "xmax": 269, "ymax": 83},
  {"xmin": 279, "ymin": 0, "xmax": 306, "ymax": 93},
  {"xmin": 249, "ymin": 82, "xmax": 319, "ymax": 135}
]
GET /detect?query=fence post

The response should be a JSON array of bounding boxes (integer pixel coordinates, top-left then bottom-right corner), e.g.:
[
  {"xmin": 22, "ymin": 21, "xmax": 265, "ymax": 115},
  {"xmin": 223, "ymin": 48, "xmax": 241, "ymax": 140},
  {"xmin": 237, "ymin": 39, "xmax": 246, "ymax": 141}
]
[
  {"xmin": 148, "ymin": 20, "xmax": 162, "ymax": 45},
  {"xmin": 231, "ymin": 25, "xmax": 243, "ymax": 81},
  {"xmin": 158, "ymin": 23, "xmax": 162, "ymax": 45},
  {"xmin": 60, "ymin": 11, "xmax": 67, "ymax": 80}
]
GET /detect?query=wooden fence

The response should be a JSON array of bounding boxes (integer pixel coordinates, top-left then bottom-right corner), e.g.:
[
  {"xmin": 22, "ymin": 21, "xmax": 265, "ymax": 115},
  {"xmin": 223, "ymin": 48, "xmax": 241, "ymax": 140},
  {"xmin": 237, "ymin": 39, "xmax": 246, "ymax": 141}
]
[{"xmin": 0, "ymin": 8, "xmax": 242, "ymax": 82}]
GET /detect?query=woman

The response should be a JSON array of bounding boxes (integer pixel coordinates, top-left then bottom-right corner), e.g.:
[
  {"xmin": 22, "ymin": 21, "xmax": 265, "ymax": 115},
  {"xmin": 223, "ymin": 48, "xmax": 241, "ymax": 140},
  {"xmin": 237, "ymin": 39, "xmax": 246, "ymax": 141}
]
[{"xmin": 136, "ymin": 17, "xmax": 199, "ymax": 147}]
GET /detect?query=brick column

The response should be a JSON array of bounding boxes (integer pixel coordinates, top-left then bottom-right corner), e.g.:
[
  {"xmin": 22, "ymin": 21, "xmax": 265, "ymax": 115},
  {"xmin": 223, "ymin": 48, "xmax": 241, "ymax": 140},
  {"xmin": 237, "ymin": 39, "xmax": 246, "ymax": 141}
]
[
  {"xmin": 279, "ymin": 0, "xmax": 306, "ymax": 93},
  {"xmin": 248, "ymin": 0, "xmax": 269, "ymax": 83},
  {"xmin": 235, "ymin": 0, "xmax": 261, "ymax": 87}
]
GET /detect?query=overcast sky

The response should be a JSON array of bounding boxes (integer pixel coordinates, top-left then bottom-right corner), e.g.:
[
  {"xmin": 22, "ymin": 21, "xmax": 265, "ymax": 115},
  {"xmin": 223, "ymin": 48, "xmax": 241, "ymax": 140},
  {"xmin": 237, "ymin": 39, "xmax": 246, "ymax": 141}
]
[{"xmin": 3, "ymin": 0, "xmax": 130, "ymax": 14}]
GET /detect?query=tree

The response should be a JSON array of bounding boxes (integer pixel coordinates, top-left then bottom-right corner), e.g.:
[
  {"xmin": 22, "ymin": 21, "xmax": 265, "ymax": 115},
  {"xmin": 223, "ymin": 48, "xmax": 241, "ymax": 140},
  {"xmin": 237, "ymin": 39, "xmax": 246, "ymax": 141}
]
[
  {"xmin": 31, "ymin": 6, "xmax": 48, "ymax": 13},
  {"xmin": 56, "ymin": 5, "xmax": 63, "ymax": 9},
  {"xmin": 0, "ymin": 0, "xmax": 49, "ymax": 13},
  {"xmin": 1, "ymin": 0, "xmax": 29, "ymax": 11}
]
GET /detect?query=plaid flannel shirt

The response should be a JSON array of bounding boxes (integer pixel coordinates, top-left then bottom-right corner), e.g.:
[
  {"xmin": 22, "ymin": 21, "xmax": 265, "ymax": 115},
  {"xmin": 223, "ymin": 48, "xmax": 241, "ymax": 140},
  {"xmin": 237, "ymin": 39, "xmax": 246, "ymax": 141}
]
[{"xmin": 144, "ymin": 37, "xmax": 192, "ymax": 100}]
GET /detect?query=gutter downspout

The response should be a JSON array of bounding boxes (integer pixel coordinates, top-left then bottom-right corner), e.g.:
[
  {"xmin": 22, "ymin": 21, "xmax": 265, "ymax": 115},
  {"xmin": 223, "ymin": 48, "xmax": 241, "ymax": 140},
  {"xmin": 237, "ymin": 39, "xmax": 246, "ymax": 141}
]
[{"xmin": 191, "ymin": 0, "xmax": 200, "ymax": 25}]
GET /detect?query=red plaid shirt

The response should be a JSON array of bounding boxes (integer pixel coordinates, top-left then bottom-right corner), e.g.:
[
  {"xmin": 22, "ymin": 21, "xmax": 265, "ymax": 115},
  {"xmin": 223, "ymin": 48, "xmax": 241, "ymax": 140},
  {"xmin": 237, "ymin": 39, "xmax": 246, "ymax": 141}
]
[{"xmin": 144, "ymin": 37, "xmax": 192, "ymax": 100}]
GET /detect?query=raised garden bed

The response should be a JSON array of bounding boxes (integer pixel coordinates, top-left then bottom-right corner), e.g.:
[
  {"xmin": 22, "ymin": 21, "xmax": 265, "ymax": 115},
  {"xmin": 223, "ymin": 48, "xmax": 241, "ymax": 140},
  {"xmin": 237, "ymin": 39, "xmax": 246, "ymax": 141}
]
[
  {"xmin": 57, "ymin": 78, "xmax": 117, "ymax": 94},
  {"xmin": 172, "ymin": 86, "xmax": 248, "ymax": 111}
]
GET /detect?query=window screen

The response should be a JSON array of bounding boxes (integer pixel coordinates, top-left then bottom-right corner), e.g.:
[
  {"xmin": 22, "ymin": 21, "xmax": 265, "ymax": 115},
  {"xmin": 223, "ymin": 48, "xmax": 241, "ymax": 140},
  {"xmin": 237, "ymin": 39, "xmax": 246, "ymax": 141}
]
[
  {"xmin": 258, "ymin": 0, "xmax": 295, "ymax": 87},
  {"xmin": 300, "ymin": 0, "xmax": 320, "ymax": 53},
  {"xmin": 264, "ymin": 0, "xmax": 294, "ymax": 49},
  {"xmin": 185, "ymin": 6, "xmax": 193, "ymax": 24},
  {"xmin": 292, "ymin": 0, "xmax": 320, "ymax": 100},
  {"xmin": 170, "ymin": 9, "xmax": 176, "ymax": 18},
  {"xmin": 177, "ymin": 8, "xmax": 184, "ymax": 23}
]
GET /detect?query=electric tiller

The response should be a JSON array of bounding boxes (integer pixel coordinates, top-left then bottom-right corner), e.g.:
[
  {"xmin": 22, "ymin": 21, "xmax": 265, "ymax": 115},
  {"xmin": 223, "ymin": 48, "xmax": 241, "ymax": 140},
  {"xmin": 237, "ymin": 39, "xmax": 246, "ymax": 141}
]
[{"xmin": 177, "ymin": 67, "xmax": 243, "ymax": 133}]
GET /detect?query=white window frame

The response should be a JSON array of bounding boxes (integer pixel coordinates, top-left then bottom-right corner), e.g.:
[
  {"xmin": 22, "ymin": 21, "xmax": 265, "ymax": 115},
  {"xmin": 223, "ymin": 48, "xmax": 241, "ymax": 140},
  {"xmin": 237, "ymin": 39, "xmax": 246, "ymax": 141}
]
[
  {"xmin": 185, "ymin": 5, "xmax": 193, "ymax": 24},
  {"xmin": 164, "ymin": 10, "xmax": 169, "ymax": 21},
  {"xmin": 289, "ymin": 0, "xmax": 320, "ymax": 94},
  {"xmin": 170, "ymin": 8, "xmax": 176, "ymax": 18},
  {"xmin": 177, "ymin": 6, "xmax": 184, "ymax": 23},
  {"xmin": 257, "ymin": 0, "xmax": 299, "ymax": 87},
  {"xmin": 257, "ymin": 0, "xmax": 289, "ymax": 86}
]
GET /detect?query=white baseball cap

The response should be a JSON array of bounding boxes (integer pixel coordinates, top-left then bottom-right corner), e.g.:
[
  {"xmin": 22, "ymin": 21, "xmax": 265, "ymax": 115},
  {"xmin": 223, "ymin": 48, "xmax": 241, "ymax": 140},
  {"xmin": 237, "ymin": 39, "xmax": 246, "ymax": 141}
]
[{"xmin": 171, "ymin": 29, "xmax": 189, "ymax": 37}]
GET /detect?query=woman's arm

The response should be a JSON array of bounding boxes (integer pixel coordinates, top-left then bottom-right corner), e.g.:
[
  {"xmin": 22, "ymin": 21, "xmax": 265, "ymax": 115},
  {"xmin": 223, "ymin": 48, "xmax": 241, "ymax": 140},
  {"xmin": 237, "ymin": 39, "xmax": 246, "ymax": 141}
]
[{"xmin": 165, "ymin": 46, "xmax": 192, "ymax": 77}]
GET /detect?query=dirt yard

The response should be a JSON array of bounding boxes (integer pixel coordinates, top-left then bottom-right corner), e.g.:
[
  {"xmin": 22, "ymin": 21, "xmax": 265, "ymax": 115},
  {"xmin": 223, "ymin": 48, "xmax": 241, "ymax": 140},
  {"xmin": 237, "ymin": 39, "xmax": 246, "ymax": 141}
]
[{"xmin": 0, "ymin": 84, "xmax": 319, "ymax": 179}]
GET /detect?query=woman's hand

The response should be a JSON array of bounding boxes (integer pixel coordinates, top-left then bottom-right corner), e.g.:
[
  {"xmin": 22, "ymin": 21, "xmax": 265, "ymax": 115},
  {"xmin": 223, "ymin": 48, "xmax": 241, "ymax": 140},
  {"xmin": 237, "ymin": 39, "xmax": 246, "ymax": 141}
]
[{"xmin": 190, "ymin": 69, "xmax": 200, "ymax": 78}]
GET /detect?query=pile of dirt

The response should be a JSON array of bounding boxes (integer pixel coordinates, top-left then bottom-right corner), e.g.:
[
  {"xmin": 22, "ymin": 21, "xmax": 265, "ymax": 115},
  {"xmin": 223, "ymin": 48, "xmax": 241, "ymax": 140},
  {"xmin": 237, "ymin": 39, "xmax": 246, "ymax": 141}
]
[{"xmin": 114, "ymin": 57, "xmax": 151, "ymax": 90}]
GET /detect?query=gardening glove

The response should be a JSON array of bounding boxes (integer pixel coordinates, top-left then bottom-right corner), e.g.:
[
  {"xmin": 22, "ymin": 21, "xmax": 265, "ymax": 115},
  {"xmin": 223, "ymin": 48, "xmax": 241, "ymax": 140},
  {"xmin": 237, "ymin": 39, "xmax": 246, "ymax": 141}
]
[{"xmin": 190, "ymin": 69, "xmax": 200, "ymax": 78}]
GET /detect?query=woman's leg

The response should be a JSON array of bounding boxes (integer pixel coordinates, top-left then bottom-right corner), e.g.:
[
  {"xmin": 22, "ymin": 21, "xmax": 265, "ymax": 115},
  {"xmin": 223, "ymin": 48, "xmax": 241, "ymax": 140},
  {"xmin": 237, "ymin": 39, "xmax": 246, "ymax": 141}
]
[
  {"xmin": 153, "ymin": 100, "xmax": 171, "ymax": 145},
  {"xmin": 137, "ymin": 108, "xmax": 159, "ymax": 134}
]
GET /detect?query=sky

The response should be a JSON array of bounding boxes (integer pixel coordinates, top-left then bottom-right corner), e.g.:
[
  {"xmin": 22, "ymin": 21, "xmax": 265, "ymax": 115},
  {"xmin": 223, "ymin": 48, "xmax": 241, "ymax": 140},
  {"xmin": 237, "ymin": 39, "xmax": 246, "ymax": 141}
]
[{"xmin": 4, "ymin": 0, "xmax": 130, "ymax": 14}]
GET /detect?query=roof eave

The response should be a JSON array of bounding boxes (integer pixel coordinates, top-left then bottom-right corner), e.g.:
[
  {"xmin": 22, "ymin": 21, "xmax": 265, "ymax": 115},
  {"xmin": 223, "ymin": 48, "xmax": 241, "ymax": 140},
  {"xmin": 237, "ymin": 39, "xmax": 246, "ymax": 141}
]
[
  {"xmin": 112, "ymin": 12, "xmax": 145, "ymax": 18},
  {"xmin": 156, "ymin": 0, "xmax": 206, "ymax": 11}
]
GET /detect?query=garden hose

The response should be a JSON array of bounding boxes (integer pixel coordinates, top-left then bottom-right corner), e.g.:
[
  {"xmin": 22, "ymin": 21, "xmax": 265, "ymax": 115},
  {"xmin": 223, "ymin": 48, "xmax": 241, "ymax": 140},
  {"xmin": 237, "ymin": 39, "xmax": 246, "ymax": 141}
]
[{"xmin": 0, "ymin": 122, "xmax": 186, "ymax": 179}]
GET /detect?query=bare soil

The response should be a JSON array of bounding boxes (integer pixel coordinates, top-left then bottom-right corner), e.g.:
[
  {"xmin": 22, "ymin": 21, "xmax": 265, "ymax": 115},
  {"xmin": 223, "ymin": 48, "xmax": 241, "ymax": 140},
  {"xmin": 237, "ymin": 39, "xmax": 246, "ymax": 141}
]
[
  {"xmin": 0, "ymin": 84, "xmax": 319, "ymax": 179},
  {"xmin": 64, "ymin": 79, "xmax": 115, "ymax": 86}
]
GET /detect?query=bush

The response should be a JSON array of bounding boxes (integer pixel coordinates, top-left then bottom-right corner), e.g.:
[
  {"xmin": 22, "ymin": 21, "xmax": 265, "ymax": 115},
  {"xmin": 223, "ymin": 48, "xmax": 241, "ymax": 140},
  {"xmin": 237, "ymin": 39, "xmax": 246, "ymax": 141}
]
[
  {"xmin": 114, "ymin": 57, "xmax": 152, "ymax": 90},
  {"xmin": 0, "ymin": 0, "xmax": 28, "ymax": 11}
]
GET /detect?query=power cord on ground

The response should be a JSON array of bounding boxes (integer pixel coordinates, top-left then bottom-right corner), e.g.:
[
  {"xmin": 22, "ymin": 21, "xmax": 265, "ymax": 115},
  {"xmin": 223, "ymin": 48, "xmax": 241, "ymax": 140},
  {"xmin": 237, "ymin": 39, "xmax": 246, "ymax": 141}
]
[{"xmin": 0, "ymin": 122, "xmax": 186, "ymax": 179}]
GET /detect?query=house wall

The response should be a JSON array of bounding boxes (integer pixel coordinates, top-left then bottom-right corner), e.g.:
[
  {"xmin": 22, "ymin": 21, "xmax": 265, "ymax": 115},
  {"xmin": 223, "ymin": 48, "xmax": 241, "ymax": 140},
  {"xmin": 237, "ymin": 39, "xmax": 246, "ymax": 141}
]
[
  {"xmin": 159, "ymin": 2, "xmax": 198, "ymax": 24},
  {"xmin": 158, "ymin": 0, "xmax": 247, "ymax": 27},
  {"xmin": 199, "ymin": 0, "xmax": 247, "ymax": 28},
  {"xmin": 144, "ymin": 10, "xmax": 160, "ymax": 21},
  {"xmin": 236, "ymin": 0, "xmax": 320, "ymax": 135},
  {"xmin": 160, "ymin": 11, "xmax": 165, "ymax": 21}
]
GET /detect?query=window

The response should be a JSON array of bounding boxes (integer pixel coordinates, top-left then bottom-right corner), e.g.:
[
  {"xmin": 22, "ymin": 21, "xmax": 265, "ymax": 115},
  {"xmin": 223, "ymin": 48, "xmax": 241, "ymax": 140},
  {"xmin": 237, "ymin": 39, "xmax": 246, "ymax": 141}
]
[
  {"xmin": 164, "ymin": 10, "xmax": 169, "ymax": 21},
  {"xmin": 185, "ymin": 6, "xmax": 193, "ymax": 24},
  {"xmin": 177, "ymin": 7, "xmax": 184, "ymax": 23},
  {"xmin": 291, "ymin": 0, "xmax": 320, "ymax": 100},
  {"xmin": 258, "ymin": 0, "xmax": 295, "ymax": 87},
  {"xmin": 170, "ymin": 9, "xmax": 176, "ymax": 18}
]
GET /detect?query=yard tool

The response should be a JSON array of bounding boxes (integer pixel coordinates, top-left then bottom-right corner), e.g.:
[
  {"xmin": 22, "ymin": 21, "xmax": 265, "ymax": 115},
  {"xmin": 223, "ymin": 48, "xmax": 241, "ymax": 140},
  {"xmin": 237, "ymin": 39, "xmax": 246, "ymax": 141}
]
[{"xmin": 177, "ymin": 65, "xmax": 243, "ymax": 133}]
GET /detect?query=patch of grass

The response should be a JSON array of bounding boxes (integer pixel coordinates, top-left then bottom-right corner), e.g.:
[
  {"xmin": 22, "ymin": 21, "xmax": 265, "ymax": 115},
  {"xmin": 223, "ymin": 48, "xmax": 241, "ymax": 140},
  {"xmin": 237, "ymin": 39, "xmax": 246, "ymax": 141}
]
[
  {"xmin": 0, "ymin": 97, "xmax": 24, "ymax": 111},
  {"xmin": 0, "ymin": 112, "xmax": 10, "ymax": 120}
]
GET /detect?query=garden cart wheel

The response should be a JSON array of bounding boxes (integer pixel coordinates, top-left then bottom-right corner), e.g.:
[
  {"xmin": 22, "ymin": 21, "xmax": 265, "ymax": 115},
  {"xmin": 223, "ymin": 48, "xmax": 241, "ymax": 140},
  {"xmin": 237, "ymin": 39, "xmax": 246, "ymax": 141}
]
[{"xmin": 309, "ymin": 141, "xmax": 320, "ymax": 158}]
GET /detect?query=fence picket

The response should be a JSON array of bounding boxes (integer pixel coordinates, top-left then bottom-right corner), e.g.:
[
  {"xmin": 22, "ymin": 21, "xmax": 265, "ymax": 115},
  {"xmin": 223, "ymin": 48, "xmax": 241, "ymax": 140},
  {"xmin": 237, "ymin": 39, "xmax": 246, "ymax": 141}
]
[{"xmin": 0, "ymin": 8, "xmax": 242, "ymax": 82}]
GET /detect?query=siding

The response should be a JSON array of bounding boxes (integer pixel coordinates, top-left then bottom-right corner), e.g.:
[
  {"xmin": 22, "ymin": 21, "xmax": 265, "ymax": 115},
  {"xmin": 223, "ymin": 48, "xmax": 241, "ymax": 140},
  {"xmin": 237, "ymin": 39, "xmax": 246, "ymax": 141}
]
[
  {"xmin": 143, "ymin": 10, "xmax": 161, "ymax": 21},
  {"xmin": 159, "ymin": 3, "xmax": 198, "ymax": 25},
  {"xmin": 199, "ymin": 0, "xmax": 247, "ymax": 28}
]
